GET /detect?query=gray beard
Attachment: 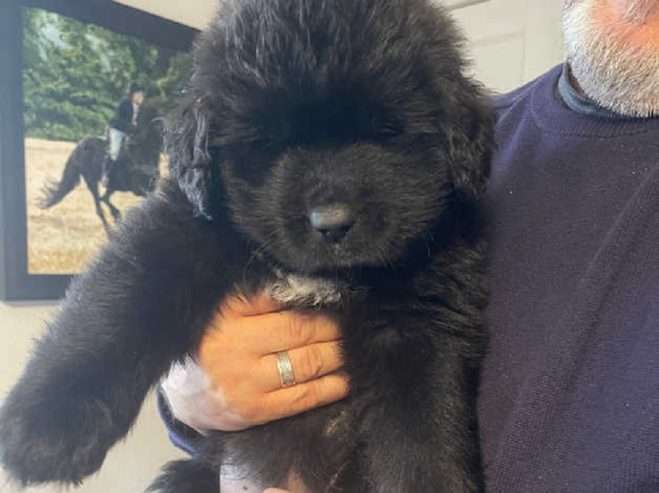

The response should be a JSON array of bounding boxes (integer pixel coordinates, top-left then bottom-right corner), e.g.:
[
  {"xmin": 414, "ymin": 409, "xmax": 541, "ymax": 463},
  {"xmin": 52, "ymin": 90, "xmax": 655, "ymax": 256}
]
[{"xmin": 562, "ymin": 1, "xmax": 659, "ymax": 118}]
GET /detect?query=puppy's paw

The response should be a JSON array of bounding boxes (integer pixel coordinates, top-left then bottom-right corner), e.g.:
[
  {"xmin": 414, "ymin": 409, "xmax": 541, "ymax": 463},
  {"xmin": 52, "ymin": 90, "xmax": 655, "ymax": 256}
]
[{"xmin": 0, "ymin": 398, "xmax": 116, "ymax": 486}]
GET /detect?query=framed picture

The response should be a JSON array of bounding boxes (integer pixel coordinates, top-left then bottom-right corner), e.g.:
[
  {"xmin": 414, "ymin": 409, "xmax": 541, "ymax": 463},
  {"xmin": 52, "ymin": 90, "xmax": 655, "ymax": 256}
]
[{"xmin": 0, "ymin": 0, "xmax": 198, "ymax": 300}]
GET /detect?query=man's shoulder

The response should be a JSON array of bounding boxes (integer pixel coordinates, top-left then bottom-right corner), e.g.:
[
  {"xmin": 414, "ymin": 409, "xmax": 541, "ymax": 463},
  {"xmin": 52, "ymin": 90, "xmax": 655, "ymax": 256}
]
[{"xmin": 491, "ymin": 65, "xmax": 563, "ymax": 114}]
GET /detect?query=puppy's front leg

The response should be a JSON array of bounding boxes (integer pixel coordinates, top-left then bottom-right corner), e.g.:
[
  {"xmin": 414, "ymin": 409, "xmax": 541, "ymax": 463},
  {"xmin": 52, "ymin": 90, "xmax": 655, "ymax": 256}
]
[
  {"xmin": 0, "ymin": 186, "xmax": 231, "ymax": 486},
  {"xmin": 355, "ymin": 317, "xmax": 485, "ymax": 493}
]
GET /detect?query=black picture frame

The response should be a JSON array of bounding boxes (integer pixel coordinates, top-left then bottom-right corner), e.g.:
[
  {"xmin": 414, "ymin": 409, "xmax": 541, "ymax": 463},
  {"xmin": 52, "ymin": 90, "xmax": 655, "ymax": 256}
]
[{"xmin": 0, "ymin": 0, "xmax": 198, "ymax": 301}]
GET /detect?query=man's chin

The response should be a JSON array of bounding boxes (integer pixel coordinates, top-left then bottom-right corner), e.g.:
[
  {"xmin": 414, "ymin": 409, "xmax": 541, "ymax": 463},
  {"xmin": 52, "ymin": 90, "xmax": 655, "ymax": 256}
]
[{"xmin": 563, "ymin": 0, "xmax": 659, "ymax": 118}]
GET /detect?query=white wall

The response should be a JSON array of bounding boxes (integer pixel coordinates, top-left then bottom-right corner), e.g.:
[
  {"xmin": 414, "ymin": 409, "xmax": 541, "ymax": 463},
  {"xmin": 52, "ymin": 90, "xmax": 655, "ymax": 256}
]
[
  {"xmin": 0, "ymin": 1, "xmax": 564, "ymax": 491},
  {"xmin": 451, "ymin": 0, "xmax": 564, "ymax": 93},
  {"xmin": 112, "ymin": 0, "xmax": 565, "ymax": 93}
]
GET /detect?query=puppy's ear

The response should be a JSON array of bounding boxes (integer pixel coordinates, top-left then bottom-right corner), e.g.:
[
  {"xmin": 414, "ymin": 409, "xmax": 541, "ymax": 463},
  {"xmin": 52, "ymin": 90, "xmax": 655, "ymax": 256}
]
[
  {"xmin": 166, "ymin": 95, "xmax": 220, "ymax": 219},
  {"xmin": 445, "ymin": 90, "xmax": 494, "ymax": 202}
]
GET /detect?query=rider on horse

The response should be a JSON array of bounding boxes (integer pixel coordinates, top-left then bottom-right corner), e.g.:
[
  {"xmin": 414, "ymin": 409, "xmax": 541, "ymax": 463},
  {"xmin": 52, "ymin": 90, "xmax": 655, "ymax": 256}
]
[{"xmin": 102, "ymin": 83, "xmax": 145, "ymax": 186}]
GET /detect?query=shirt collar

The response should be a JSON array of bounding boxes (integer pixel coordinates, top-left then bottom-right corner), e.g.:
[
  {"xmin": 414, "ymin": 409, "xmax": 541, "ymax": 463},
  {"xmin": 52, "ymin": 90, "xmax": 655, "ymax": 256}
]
[{"xmin": 557, "ymin": 64, "xmax": 621, "ymax": 119}]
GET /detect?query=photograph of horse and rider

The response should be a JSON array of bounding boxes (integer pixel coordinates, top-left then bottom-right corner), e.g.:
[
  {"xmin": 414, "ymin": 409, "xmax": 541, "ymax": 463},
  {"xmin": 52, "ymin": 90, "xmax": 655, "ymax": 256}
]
[{"xmin": 22, "ymin": 8, "xmax": 191, "ymax": 274}]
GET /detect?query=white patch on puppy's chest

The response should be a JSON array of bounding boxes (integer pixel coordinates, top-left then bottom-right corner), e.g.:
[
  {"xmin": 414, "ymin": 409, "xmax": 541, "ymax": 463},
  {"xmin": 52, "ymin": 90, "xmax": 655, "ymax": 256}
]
[{"xmin": 266, "ymin": 272, "xmax": 342, "ymax": 307}]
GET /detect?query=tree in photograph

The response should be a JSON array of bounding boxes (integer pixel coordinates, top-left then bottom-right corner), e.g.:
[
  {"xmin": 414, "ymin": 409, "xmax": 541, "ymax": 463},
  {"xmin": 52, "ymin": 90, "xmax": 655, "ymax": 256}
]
[{"xmin": 22, "ymin": 9, "xmax": 191, "ymax": 143}]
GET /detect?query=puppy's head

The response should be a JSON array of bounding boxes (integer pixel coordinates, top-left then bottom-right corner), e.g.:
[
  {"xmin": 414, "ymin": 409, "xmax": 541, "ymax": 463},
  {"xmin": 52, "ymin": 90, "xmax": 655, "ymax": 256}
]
[{"xmin": 168, "ymin": 0, "xmax": 493, "ymax": 274}]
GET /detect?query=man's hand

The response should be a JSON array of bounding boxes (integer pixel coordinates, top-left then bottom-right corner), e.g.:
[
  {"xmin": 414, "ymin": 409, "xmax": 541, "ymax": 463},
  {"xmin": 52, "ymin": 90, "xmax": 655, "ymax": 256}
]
[{"xmin": 161, "ymin": 292, "xmax": 348, "ymax": 432}]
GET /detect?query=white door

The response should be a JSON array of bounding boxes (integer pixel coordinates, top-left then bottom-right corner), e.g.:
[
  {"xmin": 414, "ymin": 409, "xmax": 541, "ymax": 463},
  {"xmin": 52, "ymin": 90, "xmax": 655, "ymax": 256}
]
[{"xmin": 444, "ymin": 0, "xmax": 565, "ymax": 93}]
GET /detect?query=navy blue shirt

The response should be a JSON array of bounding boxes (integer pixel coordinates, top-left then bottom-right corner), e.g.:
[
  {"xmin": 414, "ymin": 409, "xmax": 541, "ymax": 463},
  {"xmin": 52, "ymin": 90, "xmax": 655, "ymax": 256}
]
[{"xmin": 479, "ymin": 65, "xmax": 659, "ymax": 492}]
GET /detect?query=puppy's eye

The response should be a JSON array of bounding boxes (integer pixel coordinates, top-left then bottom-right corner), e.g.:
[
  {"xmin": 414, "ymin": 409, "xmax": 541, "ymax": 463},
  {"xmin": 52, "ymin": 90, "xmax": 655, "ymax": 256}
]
[
  {"xmin": 371, "ymin": 118, "xmax": 404, "ymax": 140},
  {"xmin": 378, "ymin": 123, "xmax": 402, "ymax": 137},
  {"xmin": 254, "ymin": 137, "xmax": 279, "ymax": 150}
]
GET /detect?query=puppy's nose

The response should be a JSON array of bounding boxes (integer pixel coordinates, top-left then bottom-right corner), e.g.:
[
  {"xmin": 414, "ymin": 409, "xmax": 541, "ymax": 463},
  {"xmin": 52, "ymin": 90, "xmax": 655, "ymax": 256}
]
[{"xmin": 309, "ymin": 204, "xmax": 355, "ymax": 243}]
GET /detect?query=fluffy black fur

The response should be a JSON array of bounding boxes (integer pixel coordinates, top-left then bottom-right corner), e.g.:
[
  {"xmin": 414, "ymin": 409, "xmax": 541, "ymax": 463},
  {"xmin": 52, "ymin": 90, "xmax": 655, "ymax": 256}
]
[{"xmin": 0, "ymin": 0, "xmax": 493, "ymax": 491}]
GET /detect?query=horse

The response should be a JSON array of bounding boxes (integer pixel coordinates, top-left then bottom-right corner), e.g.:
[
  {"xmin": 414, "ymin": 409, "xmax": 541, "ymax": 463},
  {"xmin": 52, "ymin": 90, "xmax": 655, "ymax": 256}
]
[{"xmin": 39, "ymin": 107, "xmax": 163, "ymax": 234}]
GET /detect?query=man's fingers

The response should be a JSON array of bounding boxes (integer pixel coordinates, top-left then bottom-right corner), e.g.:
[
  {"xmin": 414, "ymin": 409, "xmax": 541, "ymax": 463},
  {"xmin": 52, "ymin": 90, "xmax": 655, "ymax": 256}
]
[
  {"xmin": 247, "ymin": 311, "xmax": 342, "ymax": 354},
  {"xmin": 214, "ymin": 294, "xmax": 342, "ymax": 353},
  {"xmin": 220, "ymin": 291, "xmax": 283, "ymax": 317},
  {"xmin": 260, "ymin": 341, "xmax": 344, "ymax": 391},
  {"xmin": 263, "ymin": 372, "xmax": 350, "ymax": 421}
]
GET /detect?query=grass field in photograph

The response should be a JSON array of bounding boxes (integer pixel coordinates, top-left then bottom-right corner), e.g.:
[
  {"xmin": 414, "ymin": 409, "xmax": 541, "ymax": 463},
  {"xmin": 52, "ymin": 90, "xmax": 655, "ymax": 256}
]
[{"xmin": 24, "ymin": 137, "xmax": 163, "ymax": 274}]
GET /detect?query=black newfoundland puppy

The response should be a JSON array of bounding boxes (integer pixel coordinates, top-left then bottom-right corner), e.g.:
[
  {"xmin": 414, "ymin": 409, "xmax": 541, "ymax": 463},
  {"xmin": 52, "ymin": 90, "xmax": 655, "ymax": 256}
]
[{"xmin": 0, "ymin": 0, "xmax": 493, "ymax": 491}]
